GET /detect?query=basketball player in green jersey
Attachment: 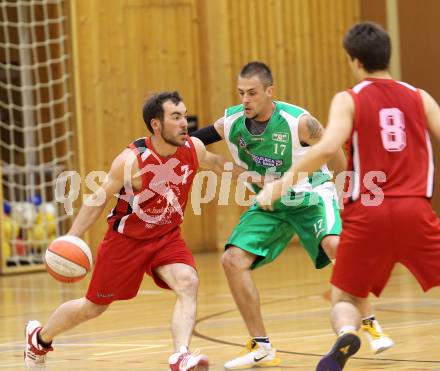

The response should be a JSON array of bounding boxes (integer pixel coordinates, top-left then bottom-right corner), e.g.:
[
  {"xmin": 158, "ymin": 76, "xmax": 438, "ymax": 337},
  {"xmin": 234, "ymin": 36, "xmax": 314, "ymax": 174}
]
[{"xmin": 192, "ymin": 61, "xmax": 393, "ymax": 369}]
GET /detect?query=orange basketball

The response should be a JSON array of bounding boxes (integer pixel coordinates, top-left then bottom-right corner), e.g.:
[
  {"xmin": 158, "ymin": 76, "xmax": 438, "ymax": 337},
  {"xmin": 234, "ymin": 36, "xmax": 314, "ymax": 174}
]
[{"xmin": 45, "ymin": 236, "xmax": 93, "ymax": 283}]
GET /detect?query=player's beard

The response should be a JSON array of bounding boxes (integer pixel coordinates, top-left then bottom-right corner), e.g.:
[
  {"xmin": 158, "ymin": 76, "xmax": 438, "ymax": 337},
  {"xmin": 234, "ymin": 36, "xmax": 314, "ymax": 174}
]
[{"xmin": 160, "ymin": 125, "xmax": 187, "ymax": 147}]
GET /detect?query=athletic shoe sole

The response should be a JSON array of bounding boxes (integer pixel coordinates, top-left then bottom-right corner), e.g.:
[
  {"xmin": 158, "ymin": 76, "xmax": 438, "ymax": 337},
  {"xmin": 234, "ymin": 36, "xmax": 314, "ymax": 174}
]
[{"xmin": 316, "ymin": 333, "xmax": 361, "ymax": 371}]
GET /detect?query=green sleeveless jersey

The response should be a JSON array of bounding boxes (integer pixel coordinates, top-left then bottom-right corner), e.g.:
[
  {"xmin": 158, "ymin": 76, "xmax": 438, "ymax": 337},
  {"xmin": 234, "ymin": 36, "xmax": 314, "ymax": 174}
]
[{"xmin": 224, "ymin": 101, "xmax": 331, "ymax": 193}]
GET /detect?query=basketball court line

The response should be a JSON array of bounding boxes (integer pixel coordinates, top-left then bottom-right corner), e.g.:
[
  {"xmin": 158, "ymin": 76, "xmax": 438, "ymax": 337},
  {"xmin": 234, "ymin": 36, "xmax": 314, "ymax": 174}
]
[
  {"xmin": 193, "ymin": 296, "xmax": 440, "ymax": 366},
  {"xmin": 0, "ymin": 287, "xmax": 164, "ymax": 296},
  {"xmin": 93, "ymin": 344, "xmax": 164, "ymax": 356},
  {"xmin": 0, "ymin": 291, "xmax": 437, "ymax": 350},
  {"xmin": 0, "ymin": 325, "xmax": 172, "ymax": 348}
]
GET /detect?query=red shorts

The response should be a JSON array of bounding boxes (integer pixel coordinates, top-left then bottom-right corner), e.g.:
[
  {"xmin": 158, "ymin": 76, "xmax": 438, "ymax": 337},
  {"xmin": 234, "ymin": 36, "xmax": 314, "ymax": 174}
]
[
  {"xmin": 86, "ymin": 227, "xmax": 196, "ymax": 305},
  {"xmin": 332, "ymin": 197, "xmax": 440, "ymax": 298}
]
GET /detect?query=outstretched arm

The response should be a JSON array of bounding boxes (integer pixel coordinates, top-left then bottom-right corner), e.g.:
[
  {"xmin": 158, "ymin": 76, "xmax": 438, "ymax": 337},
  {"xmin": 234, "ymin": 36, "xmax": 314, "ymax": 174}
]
[
  {"xmin": 190, "ymin": 117, "xmax": 225, "ymax": 145},
  {"xmin": 191, "ymin": 136, "xmax": 251, "ymax": 179},
  {"xmin": 257, "ymin": 92, "xmax": 354, "ymax": 209}
]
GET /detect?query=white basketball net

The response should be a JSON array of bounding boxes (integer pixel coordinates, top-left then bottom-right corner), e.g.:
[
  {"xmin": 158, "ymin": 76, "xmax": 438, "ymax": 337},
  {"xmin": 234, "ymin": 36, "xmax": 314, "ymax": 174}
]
[{"xmin": 0, "ymin": 0, "xmax": 74, "ymax": 266}]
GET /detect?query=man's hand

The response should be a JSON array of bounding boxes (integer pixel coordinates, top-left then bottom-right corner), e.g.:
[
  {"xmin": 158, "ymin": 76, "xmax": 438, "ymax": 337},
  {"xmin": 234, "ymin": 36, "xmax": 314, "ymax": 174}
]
[{"xmin": 255, "ymin": 178, "xmax": 285, "ymax": 211}]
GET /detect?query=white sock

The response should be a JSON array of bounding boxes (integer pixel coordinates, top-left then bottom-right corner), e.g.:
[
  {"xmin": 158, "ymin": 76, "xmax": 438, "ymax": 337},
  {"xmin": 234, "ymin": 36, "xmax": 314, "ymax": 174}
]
[
  {"xmin": 338, "ymin": 326, "xmax": 356, "ymax": 335},
  {"xmin": 254, "ymin": 337, "xmax": 272, "ymax": 349}
]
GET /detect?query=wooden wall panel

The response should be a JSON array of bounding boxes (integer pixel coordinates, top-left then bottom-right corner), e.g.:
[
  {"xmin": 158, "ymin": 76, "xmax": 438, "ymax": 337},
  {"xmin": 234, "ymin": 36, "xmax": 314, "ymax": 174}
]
[
  {"xmin": 360, "ymin": 0, "xmax": 387, "ymax": 25},
  {"xmin": 71, "ymin": 0, "xmax": 133, "ymax": 251},
  {"xmin": 219, "ymin": 0, "xmax": 360, "ymax": 122},
  {"xmin": 398, "ymin": 0, "xmax": 440, "ymax": 212},
  {"xmin": 70, "ymin": 0, "xmax": 360, "ymax": 252}
]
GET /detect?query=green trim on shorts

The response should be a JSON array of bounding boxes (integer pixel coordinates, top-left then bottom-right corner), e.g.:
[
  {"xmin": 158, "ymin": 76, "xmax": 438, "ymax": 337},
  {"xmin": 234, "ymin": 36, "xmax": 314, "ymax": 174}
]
[{"xmin": 226, "ymin": 183, "xmax": 342, "ymax": 270}]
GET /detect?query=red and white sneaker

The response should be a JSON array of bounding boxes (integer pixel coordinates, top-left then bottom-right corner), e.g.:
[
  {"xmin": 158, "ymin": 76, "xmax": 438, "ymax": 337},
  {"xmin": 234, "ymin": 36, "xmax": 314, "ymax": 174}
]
[
  {"xmin": 169, "ymin": 346, "xmax": 209, "ymax": 371},
  {"xmin": 24, "ymin": 320, "xmax": 53, "ymax": 369}
]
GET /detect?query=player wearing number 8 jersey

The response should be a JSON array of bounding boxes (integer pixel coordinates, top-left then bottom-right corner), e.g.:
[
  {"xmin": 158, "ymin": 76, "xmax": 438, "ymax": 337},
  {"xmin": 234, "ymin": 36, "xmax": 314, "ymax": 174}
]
[
  {"xmin": 346, "ymin": 78, "xmax": 434, "ymax": 199},
  {"xmin": 256, "ymin": 22, "xmax": 440, "ymax": 370}
]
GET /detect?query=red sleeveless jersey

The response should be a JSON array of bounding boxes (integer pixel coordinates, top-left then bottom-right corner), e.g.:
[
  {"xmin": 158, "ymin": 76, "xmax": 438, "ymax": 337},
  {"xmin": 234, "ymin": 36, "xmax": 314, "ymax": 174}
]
[
  {"xmin": 107, "ymin": 136, "xmax": 199, "ymax": 240},
  {"xmin": 345, "ymin": 78, "xmax": 434, "ymax": 201}
]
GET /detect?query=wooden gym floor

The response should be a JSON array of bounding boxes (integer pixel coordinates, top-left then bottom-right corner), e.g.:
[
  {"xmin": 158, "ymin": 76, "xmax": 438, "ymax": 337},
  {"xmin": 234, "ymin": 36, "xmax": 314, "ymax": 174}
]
[{"xmin": 1, "ymin": 244, "xmax": 440, "ymax": 370}]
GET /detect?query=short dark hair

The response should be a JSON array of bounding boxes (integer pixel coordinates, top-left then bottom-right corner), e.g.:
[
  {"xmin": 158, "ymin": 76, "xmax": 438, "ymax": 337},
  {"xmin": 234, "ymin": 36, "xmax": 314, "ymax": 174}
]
[
  {"xmin": 142, "ymin": 91, "xmax": 183, "ymax": 132},
  {"xmin": 343, "ymin": 22, "xmax": 391, "ymax": 73},
  {"xmin": 239, "ymin": 61, "xmax": 273, "ymax": 87}
]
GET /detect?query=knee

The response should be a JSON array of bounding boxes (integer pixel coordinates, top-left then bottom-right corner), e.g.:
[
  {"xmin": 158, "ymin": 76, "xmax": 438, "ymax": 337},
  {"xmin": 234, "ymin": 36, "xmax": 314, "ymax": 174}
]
[
  {"xmin": 221, "ymin": 247, "xmax": 250, "ymax": 273},
  {"xmin": 173, "ymin": 271, "xmax": 199, "ymax": 297},
  {"xmin": 321, "ymin": 236, "xmax": 339, "ymax": 260}
]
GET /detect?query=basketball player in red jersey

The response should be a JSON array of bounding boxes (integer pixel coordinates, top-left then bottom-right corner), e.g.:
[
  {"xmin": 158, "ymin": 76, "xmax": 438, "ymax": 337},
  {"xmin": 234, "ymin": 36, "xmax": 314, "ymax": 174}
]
[
  {"xmin": 24, "ymin": 91, "xmax": 248, "ymax": 370},
  {"xmin": 256, "ymin": 22, "xmax": 440, "ymax": 370}
]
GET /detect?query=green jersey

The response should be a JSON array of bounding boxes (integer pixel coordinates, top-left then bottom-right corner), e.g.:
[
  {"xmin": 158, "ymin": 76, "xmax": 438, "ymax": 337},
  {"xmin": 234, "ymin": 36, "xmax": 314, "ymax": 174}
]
[{"xmin": 224, "ymin": 101, "xmax": 331, "ymax": 194}]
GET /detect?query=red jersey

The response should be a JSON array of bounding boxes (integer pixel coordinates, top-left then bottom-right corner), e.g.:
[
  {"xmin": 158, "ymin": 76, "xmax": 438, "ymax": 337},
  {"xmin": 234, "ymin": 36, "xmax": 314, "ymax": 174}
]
[
  {"xmin": 107, "ymin": 136, "xmax": 199, "ymax": 240},
  {"xmin": 346, "ymin": 78, "xmax": 434, "ymax": 202}
]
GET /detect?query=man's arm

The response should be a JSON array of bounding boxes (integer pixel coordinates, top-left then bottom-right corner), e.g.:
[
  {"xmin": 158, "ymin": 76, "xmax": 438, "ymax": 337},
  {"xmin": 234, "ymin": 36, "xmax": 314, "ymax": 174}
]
[
  {"xmin": 191, "ymin": 136, "xmax": 265, "ymax": 188},
  {"xmin": 67, "ymin": 149, "xmax": 132, "ymax": 237},
  {"xmin": 420, "ymin": 89, "xmax": 440, "ymax": 143},
  {"xmin": 190, "ymin": 117, "xmax": 225, "ymax": 145},
  {"xmin": 191, "ymin": 136, "xmax": 251, "ymax": 179},
  {"xmin": 297, "ymin": 114, "xmax": 324, "ymax": 145},
  {"xmin": 298, "ymin": 114, "xmax": 347, "ymax": 175},
  {"xmin": 257, "ymin": 92, "xmax": 354, "ymax": 209}
]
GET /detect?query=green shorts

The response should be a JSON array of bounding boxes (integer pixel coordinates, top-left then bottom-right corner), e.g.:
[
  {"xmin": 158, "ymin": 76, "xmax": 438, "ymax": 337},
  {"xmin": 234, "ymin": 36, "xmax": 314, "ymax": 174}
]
[{"xmin": 226, "ymin": 182, "xmax": 341, "ymax": 270}]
